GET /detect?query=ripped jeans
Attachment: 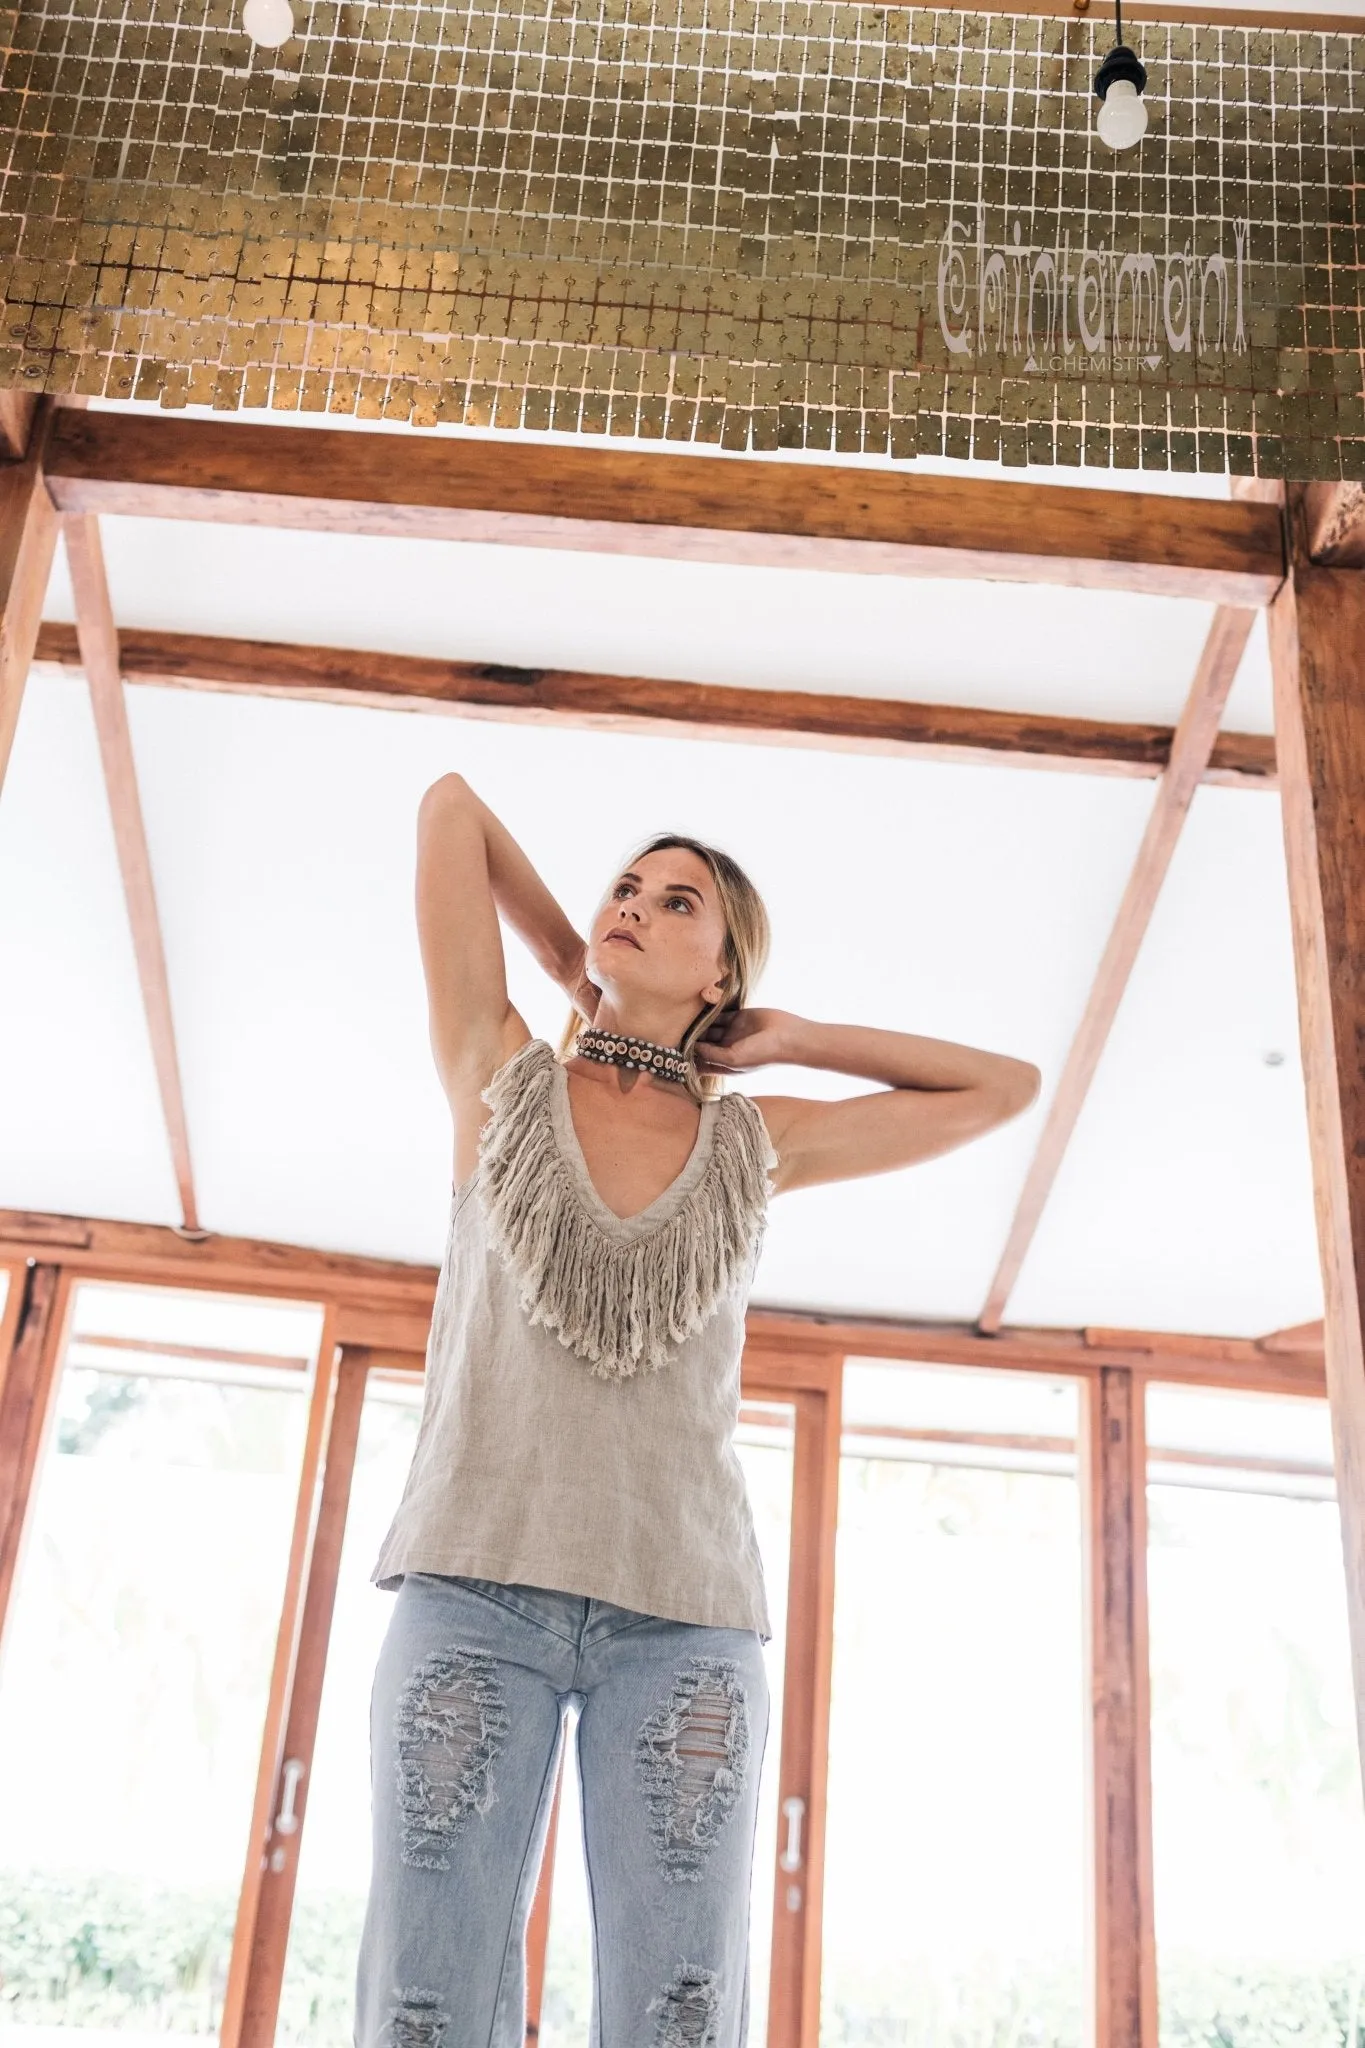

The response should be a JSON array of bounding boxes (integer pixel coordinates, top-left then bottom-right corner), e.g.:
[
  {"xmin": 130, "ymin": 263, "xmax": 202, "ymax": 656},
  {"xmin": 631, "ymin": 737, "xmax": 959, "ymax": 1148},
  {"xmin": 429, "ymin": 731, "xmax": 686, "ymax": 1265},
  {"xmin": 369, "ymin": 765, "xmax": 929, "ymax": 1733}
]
[{"xmin": 355, "ymin": 1571, "xmax": 770, "ymax": 2048}]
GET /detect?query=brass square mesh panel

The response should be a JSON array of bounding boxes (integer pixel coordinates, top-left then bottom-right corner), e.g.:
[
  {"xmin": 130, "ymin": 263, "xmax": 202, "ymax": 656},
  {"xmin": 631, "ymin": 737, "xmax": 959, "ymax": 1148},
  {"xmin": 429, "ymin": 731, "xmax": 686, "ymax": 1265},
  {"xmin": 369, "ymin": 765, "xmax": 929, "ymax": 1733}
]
[{"xmin": 0, "ymin": 0, "xmax": 1358, "ymax": 471}]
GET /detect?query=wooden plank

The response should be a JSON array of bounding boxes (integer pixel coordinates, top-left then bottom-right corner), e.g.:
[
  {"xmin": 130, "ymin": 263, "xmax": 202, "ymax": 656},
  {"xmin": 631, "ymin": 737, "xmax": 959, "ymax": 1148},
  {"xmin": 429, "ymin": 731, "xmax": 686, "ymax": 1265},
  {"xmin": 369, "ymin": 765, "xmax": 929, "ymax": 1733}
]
[
  {"xmin": 0, "ymin": 1207, "xmax": 438, "ymax": 1308},
  {"xmin": 745, "ymin": 1312, "xmax": 1324, "ymax": 1394},
  {"xmin": 230, "ymin": 1343, "xmax": 371, "ymax": 2048},
  {"xmin": 63, "ymin": 516, "xmax": 200, "ymax": 1230},
  {"xmin": 764, "ymin": 1368, "xmax": 842, "ymax": 2048},
  {"xmin": 0, "ymin": 396, "xmax": 58, "ymax": 797},
  {"xmin": 1257, "ymin": 1316, "xmax": 1325, "ymax": 1354},
  {"xmin": 221, "ymin": 1315, "xmax": 341, "ymax": 2048},
  {"xmin": 1082, "ymin": 1368, "xmax": 1156, "ymax": 2048},
  {"xmin": 0, "ymin": 1208, "xmax": 1328, "ymax": 1393},
  {"xmin": 32, "ymin": 621, "xmax": 1278, "ymax": 791},
  {"xmin": 41, "ymin": 411, "xmax": 1285, "ymax": 605},
  {"xmin": 976, "ymin": 603, "xmax": 1259, "ymax": 1333},
  {"xmin": 0, "ymin": 1265, "xmax": 72, "ymax": 1649},
  {"xmin": 1266, "ymin": 492, "xmax": 1365, "ymax": 1768}
]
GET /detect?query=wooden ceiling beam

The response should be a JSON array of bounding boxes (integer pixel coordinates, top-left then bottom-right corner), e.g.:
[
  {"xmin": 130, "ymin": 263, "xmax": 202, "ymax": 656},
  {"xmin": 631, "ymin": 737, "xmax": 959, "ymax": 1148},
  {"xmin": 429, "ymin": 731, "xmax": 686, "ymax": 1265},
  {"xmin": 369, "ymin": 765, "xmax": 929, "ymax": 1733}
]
[
  {"xmin": 31, "ymin": 620, "xmax": 1279, "ymax": 790},
  {"xmin": 62, "ymin": 515, "xmax": 200, "ymax": 1232},
  {"xmin": 40, "ymin": 410, "xmax": 1285, "ymax": 605},
  {"xmin": 976, "ymin": 602, "xmax": 1259, "ymax": 1333}
]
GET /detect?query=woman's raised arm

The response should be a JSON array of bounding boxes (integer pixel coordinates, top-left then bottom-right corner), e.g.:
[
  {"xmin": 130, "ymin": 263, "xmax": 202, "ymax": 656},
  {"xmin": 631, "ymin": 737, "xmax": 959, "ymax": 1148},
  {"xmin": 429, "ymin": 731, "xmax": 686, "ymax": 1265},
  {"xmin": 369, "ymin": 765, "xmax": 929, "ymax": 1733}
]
[
  {"xmin": 415, "ymin": 775, "xmax": 591, "ymax": 1168},
  {"xmin": 696, "ymin": 1008, "xmax": 1041, "ymax": 1194}
]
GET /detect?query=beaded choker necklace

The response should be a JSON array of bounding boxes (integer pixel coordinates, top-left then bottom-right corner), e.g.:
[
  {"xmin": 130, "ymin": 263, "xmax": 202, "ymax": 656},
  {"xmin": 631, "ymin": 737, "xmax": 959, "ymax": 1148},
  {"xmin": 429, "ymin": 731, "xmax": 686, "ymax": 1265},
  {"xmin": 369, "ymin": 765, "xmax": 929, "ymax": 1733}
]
[{"xmin": 573, "ymin": 1024, "xmax": 690, "ymax": 1087}]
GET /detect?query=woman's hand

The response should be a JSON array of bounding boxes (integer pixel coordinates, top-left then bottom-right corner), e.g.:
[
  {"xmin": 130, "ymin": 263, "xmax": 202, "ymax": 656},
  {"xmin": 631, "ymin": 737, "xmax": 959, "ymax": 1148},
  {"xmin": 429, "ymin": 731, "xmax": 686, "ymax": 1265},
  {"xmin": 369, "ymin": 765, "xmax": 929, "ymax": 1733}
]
[{"xmin": 694, "ymin": 1007, "xmax": 799, "ymax": 1074}]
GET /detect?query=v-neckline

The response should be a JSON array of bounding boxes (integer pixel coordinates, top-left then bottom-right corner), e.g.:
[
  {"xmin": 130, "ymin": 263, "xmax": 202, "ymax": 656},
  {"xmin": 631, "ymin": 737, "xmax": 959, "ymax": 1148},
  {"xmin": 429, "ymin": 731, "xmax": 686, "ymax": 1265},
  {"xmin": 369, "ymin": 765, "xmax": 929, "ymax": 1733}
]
[{"xmin": 550, "ymin": 1055, "xmax": 717, "ymax": 1237}]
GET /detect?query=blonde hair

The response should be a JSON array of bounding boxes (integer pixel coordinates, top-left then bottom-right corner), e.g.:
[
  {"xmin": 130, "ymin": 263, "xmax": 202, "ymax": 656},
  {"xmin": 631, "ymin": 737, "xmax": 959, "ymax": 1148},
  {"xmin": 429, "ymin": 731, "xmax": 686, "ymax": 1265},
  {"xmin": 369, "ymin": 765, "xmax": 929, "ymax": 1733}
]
[{"xmin": 556, "ymin": 833, "xmax": 771, "ymax": 1102}]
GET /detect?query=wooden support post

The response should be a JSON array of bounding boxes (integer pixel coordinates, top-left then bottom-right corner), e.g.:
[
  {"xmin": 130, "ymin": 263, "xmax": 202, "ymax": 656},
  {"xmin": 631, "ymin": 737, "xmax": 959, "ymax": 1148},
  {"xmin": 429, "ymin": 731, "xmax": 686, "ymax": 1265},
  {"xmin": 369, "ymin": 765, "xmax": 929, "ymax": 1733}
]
[
  {"xmin": 1081, "ymin": 1367, "xmax": 1156, "ymax": 2048},
  {"xmin": 766, "ymin": 1363, "xmax": 842, "ymax": 2048},
  {"xmin": 1267, "ymin": 488, "xmax": 1365, "ymax": 1768},
  {"xmin": 218, "ymin": 1318, "xmax": 349, "ymax": 2048},
  {"xmin": 0, "ymin": 1263, "xmax": 73, "ymax": 1654},
  {"xmin": 0, "ymin": 396, "xmax": 58, "ymax": 797}
]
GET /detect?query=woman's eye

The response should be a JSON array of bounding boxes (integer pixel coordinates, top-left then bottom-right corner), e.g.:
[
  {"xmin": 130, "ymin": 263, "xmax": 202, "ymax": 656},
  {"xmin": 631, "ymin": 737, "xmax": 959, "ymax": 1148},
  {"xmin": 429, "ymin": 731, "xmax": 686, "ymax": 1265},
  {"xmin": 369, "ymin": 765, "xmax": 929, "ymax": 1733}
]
[{"xmin": 666, "ymin": 896, "xmax": 692, "ymax": 912}]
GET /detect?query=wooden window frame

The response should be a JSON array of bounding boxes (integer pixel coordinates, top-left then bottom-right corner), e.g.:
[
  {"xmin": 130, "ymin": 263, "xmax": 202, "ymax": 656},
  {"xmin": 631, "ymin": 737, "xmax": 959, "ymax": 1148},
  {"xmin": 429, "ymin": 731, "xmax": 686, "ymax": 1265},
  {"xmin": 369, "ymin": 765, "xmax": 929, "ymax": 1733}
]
[{"xmin": 0, "ymin": 1227, "xmax": 1333, "ymax": 2048}]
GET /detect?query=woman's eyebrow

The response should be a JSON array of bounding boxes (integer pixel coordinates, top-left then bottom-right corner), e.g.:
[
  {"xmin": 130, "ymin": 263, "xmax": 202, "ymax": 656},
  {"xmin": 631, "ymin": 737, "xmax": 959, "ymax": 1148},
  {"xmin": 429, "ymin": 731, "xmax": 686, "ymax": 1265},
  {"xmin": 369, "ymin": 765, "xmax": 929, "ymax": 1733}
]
[{"xmin": 620, "ymin": 870, "xmax": 705, "ymax": 901}]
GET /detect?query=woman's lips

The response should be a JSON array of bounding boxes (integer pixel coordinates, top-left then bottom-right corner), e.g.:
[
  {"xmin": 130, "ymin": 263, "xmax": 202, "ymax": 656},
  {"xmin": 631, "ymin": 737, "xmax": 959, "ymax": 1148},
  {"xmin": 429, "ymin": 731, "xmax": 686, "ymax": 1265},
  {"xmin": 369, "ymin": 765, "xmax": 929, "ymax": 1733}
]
[{"xmin": 605, "ymin": 931, "xmax": 642, "ymax": 949}]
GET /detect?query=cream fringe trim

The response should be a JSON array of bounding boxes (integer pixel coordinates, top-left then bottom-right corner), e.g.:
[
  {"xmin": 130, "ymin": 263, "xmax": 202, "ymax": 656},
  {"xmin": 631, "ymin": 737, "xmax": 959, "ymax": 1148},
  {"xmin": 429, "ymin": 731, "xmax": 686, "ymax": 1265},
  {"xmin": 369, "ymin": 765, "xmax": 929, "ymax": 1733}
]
[{"xmin": 477, "ymin": 1039, "xmax": 775, "ymax": 1380}]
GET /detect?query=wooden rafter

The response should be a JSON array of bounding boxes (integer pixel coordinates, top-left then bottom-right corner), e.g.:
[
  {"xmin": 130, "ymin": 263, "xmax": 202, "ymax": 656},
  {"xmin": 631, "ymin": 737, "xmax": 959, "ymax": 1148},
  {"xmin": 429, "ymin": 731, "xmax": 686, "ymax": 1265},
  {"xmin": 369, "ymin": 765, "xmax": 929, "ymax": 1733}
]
[
  {"xmin": 63, "ymin": 515, "xmax": 200, "ymax": 1232},
  {"xmin": 976, "ymin": 603, "xmax": 1259, "ymax": 1334},
  {"xmin": 40, "ymin": 410, "xmax": 1285, "ymax": 605},
  {"xmin": 32, "ymin": 620, "xmax": 1279, "ymax": 790}
]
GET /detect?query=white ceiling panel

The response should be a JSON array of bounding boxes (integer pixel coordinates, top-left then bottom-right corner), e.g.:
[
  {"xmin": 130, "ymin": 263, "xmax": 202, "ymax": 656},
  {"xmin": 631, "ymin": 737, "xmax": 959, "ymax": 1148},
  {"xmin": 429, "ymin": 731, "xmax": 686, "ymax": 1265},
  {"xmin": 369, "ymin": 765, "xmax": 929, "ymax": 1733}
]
[
  {"xmin": 0, "ymin": 674, "xmax": 180, "ymax": 1223},
  {"xmin": 93, "ymin": 678, "xmax": 1161, "ymax": 1317},
  {"xmin": 1006, "ymin": 783, "xmax": 1320, "ymax": 1337}
]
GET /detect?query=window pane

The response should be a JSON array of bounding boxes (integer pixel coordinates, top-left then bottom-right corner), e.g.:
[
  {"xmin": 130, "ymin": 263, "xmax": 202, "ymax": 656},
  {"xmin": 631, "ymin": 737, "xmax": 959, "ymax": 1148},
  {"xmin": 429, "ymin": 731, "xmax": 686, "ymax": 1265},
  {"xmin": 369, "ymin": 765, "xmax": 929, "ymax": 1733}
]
[
  {"xmin": 1147, "ymin": 1383, "xmax": 1365, "ymax": 2040},
  {"xmin": 823, "ymin": 1362, "xmax": 1085, "ymax": 2048},
  {"xmin": 0, "ymin": 1282, "xmax": 323, "ymax": 2045},
  {"xmin": 277, "ymin": 1371, "xmax": 423, "ymax": 2045},
  {"xmin": 539, "ymin": 1404, "xmax": 795, "ymax": 2048}
]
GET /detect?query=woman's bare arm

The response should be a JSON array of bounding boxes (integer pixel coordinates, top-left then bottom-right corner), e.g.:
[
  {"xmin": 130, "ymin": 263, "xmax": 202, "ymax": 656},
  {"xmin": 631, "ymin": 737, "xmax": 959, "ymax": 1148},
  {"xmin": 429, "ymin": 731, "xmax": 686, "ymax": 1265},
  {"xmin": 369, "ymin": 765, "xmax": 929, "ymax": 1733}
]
[
  {"xmin": 416, "ymin": 775, "xmax": 591, "ymax": 1160},
  {"xmin": 698, "ymin": 1008, "xmax": 1040, "ymax": 1193}
]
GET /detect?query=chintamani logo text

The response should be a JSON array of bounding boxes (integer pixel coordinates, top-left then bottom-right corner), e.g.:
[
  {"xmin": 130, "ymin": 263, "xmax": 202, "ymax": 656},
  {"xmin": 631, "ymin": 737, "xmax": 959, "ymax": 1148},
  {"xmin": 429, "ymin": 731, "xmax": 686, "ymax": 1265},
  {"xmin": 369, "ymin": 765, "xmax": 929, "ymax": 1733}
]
[{"xmin": 936, "ymin": 211, "xmax": 1249, "ymax": 371}]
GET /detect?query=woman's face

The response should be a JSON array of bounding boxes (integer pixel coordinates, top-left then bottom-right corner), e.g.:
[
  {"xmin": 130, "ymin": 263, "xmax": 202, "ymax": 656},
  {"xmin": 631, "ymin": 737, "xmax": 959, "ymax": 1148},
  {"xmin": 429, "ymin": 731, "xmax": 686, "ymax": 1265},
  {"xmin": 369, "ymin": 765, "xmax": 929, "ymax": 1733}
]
[{"xmin": 586, "ymin": 847, "xmax": 730, "ymax": 1015}]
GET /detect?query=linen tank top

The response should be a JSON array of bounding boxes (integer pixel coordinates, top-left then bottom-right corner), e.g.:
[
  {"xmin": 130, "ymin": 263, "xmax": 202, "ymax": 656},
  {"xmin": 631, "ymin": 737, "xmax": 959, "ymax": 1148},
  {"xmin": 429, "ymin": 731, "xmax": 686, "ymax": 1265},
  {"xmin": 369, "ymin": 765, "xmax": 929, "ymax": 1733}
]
[{"xmin": 371, "ymin": 1037, "xmax": 779, "ymax": 1638}]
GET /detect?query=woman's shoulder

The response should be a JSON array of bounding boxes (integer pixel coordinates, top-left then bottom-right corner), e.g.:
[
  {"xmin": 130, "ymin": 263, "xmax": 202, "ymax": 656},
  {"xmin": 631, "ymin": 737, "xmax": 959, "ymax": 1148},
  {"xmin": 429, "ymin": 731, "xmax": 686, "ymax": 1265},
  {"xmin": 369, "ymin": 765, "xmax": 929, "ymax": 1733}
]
[{"xmin": 479, "ymin": 1034, "xmax": 556, "ymax": 1106}]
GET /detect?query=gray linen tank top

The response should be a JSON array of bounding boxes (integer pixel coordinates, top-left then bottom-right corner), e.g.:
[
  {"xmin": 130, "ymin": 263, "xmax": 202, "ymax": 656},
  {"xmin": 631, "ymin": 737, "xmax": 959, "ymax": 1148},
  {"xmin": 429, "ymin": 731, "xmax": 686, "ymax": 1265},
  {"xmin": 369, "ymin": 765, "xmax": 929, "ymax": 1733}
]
[{"xmin": 371, "ymin": 1037, "xmax": 778, "ymax": 1638}]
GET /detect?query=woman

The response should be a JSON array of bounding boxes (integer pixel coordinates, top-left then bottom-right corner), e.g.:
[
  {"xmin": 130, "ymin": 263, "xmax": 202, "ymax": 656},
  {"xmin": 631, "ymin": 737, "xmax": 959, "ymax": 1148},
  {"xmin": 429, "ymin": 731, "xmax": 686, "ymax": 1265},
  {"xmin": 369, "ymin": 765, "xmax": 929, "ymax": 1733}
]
[{"xmin": 359, "ymin": 772, "xmax": 1040, "ymax": 2048}]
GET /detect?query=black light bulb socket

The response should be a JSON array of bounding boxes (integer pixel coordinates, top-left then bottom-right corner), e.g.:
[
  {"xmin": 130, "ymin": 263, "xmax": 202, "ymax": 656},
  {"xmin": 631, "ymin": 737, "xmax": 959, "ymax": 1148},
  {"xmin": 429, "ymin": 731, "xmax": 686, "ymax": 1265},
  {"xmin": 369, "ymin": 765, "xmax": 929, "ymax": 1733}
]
[{"xmin": 1094, "ymin": 42, "xmax": 1147, "ymax": 100}]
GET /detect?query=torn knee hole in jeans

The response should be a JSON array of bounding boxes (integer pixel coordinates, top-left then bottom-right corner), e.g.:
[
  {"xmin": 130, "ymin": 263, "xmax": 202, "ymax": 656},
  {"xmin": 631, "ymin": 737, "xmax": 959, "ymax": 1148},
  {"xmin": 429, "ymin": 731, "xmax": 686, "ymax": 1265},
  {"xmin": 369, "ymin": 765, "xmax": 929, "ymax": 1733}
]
[
  {"xmin": 635, "ymin": 1656, "xmax": 751, "ymax": 1882},
  {"xmin": 394, "ymin": 1648, "xmax": 509, "ymax": 1870},
  {"xmin": 648, "ymin": 1964, "xmax": 721, "ymax": 2048},
  {"xmin": 387, "ymin": 1989, "xmax": 449, "ymax": 2048}
]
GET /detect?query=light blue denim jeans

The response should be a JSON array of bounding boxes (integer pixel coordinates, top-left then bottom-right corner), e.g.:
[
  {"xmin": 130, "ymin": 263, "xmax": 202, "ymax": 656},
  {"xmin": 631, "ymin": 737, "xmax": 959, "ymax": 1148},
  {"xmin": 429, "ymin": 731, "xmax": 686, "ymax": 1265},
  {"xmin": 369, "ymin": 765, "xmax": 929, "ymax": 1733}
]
[{"xmin": 355, "ymin": 1571, "xmax": 771, "ymax": 2048}]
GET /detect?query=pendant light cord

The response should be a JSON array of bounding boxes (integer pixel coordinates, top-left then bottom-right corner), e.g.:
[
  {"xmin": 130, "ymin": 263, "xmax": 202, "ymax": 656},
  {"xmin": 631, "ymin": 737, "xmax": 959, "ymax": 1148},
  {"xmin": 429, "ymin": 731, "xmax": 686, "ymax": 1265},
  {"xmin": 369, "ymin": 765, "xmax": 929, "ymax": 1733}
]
[{"xmin": 1114, "ymin": 0, "xmax": 1124, "ymax": 43}]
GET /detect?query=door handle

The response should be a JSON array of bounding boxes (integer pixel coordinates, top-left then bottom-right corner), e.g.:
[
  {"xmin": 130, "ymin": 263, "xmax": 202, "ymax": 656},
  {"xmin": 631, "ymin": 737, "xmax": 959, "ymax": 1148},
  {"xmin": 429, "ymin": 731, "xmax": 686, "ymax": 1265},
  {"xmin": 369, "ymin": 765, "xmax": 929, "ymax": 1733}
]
[
  {"xmin": 274, "ymin": 1757, "xmax": 306, "ymax": 1837},
  {"xmin": 779, "ymin": 1793, "xmax": 805, "ymax": 1872}
]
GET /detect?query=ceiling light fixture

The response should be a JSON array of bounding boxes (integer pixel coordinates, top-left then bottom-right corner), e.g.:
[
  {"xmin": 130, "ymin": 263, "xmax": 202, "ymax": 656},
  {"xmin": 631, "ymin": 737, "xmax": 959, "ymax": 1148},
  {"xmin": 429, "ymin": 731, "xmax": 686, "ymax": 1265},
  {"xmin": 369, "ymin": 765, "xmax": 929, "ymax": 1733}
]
[
  {"xmin": 1094, "ymin": 0, "xmax": 1148, "ymax": 152},
  {"xmin": 242, "ymin": 0, "xmax": 295, "ymax": 47}
]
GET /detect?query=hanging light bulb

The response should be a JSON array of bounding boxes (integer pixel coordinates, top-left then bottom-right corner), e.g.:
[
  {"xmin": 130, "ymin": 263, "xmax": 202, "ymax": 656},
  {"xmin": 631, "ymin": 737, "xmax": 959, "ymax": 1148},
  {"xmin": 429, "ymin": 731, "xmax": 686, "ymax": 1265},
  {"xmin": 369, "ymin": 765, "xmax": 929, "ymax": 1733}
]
[
  {"xmin": 242, "ymin": 0, "xmax": 294, "ymax": 47},
  {"xmin": 1094, "ymin": 0, "xmax": 1148, "ymax": 152}
]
